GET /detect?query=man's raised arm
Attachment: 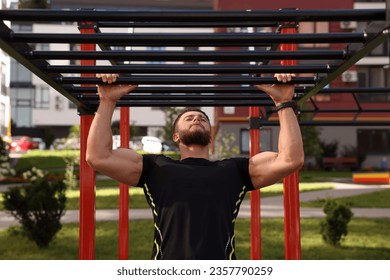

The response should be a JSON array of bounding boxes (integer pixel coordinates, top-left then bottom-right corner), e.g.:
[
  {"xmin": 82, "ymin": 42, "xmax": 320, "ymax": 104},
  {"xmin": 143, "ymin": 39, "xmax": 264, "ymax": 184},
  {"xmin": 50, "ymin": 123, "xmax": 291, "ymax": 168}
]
[
  {"xmin": 248, "ymin": 74, "xmax": 304, "ymax": 189},
  {"xmin": 86, "ymin": 74, "xmax": 143, "ymax": 186}
]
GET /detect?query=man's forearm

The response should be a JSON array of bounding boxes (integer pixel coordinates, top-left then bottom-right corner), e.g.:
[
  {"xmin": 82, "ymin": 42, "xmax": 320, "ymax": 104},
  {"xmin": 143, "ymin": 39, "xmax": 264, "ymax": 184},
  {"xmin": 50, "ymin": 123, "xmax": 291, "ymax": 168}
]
[
  {"xmin": 277, "ymin": 107, "xmax": 304, "ymax": 168},
  {"xmin": 86, "ymin": 100, "xmax": 116, "ymax": 163}
]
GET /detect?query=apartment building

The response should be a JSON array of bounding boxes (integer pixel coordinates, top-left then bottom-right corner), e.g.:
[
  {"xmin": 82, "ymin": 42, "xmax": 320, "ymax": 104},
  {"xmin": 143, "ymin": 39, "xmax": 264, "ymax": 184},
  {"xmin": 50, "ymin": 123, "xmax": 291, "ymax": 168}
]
[
  {"xmin": 0, "ymin": 0, "xmax": 11, "ymax": 138},
  {"xmin": 8, "ymin": 0, "xmax": 214, "ymax": 141},
  {"xmin": 214, "ymin": 0, "xmax": 389, "ymax": 169}
]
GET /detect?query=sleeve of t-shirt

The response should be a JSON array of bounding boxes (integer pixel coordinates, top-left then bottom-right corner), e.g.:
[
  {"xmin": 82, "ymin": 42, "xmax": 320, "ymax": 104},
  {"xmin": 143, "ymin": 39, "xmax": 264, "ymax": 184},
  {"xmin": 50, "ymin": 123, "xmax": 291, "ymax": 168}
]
[
  {"xmin": 233, "ymin": 157, "xmax": 255, "ymax": 191},
  {"xmin": 136, "ymin": 154, "xmax": 157, "ymax": 188}
]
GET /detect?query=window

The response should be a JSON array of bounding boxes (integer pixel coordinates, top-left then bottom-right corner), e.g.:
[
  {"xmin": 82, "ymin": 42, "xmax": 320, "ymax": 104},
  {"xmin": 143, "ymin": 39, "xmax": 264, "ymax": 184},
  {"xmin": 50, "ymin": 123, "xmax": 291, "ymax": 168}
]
[
  {"xmin": 299, "ymin": 22, "xmax": 330, "ymax": 48},
  {"xmin": 0, "ymin": 103, "xmax": 5, "ymax": 135},
  {"xmin": 1, "ymin": 62, "xmax": 6, "ymax": 96},
  {"xmin": 34, "ymin": 86, "xmax": 50, "ymax": 109},
  {"xmin": 10, "ymin": 88, "xmax": 33, "ymax": 127},
  {"xmin": 240, "ymin": 128, "xmax": 272, "ymax": 154},
  {"xmin": 11, "ymin": 59, "xmax": 32, "ymax": 84},
  {"xmin": 358, "ymin": 129, "xmax": 390, "ymax": 155},
  {"xmin": 357, "ymin": 67, "xmax": 390, "ymax": 102}
]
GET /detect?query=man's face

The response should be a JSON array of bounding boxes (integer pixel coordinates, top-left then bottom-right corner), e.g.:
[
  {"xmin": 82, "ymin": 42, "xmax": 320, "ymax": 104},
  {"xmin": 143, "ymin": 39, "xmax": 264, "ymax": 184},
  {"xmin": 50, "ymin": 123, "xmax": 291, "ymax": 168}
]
[{"xmin": 174, "ymin": 111, "xmax": 211, "ymax": 146}]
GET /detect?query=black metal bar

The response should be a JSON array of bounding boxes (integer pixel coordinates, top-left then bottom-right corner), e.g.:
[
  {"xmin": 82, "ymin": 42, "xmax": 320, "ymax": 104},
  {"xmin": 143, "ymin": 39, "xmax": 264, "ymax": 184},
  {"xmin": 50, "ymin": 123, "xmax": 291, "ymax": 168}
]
[
  {"xmin": 259, "ymin": 120, "xmax": 390, "ymax": 126},
  {"xmin": 9, "ymin": 32, "xmax": 366, "ymax": 46},
  {"xmin": 77, "ymin": 93, "xmax": 274, "ymax": 101},
  {"xmin": 28, "ymin": 50, "xmax": 347, "ymax": 61},
  {"xmin": 57, "ymin": 76, "xmax": 317, "ymax": 85},
  {"xmin": 47, "ymin": 64, "xmax": 331, "ymax": 74},
  {"xmin": 300, "ymin": 108, "xmax": 390, "ymax": 113},
  {"xmin": 318, "ymin": 87, "xmax": 390, "ymax": 93},
  {"xmin": 97, "ymin": 21, "xmax": 279, "ymax": 28},
  {"xmin": 69, "ymin": 85, "xmax": 271, "ymax": 94},
  {"xmin": 68, "ymin": 86, "xmax": 390, "ymax": 94},
  {"xmin": 0, "ymin": 21, "xmax": 84, "ymax": 108},
  {"xmin": 299, "ymin": 31, "xmax": 390, "ymax": 105},
  {"xmin": 0, "ymin": 9, "xmax": 385, "ymax": 22},
  {"xmin": 81, "ymin": 99, "xmax": 275, "ymax": 107}
]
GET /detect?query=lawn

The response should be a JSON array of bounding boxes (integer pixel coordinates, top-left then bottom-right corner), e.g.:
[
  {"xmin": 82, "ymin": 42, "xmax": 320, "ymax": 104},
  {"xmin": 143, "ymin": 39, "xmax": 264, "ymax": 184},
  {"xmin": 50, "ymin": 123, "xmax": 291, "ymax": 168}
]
[
  {"xmin": 301, "ymin": 188, "xmax": 390, "ymax": 208},
  {"xmin": 0, "ymin": 218, "xmax": 389, "ymax": 260}
]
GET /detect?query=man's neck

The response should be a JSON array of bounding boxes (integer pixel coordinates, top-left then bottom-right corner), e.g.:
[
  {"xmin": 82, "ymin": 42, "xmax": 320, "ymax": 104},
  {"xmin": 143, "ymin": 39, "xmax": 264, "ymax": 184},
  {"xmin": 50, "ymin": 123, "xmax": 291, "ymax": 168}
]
[{"xmin": 179, "ymin": 144, "xmax": 210, "ymax": 160}]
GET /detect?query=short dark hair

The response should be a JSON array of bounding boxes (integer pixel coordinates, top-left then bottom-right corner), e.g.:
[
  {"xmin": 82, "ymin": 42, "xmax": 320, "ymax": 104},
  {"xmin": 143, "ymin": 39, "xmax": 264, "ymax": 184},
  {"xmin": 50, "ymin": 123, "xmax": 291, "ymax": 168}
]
[{"xmin": 172, "ymin": 107, "xmax": 210, "ymax": 133}]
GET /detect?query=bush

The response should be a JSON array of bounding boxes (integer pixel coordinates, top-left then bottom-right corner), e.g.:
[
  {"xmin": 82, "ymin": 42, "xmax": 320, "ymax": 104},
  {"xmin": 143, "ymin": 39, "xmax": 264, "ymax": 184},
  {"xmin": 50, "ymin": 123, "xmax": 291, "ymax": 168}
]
[
  {"xmin": 320, "ymin": 199, "xmax": 353, "ymax": 246},
  {"xmin": 2, "ymin": 168, "xmax": 66, "ymax": 248}
]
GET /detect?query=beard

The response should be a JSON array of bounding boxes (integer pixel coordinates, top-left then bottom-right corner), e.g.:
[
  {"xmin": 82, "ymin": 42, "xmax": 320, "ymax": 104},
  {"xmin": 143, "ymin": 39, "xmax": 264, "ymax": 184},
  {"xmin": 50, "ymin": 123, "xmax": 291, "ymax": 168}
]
[{"xmin": 179, "ymin": 127, "xmax": 211, "ymax": 146}]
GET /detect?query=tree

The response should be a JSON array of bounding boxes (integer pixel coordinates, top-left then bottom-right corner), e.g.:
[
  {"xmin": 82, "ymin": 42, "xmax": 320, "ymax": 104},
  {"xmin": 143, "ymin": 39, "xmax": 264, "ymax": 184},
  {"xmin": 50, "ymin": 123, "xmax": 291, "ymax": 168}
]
[
  {"xmin": 161, "ymin": 107, "xmax": 181, "ymax": 141},
  {"xmin": 18, "ymin": 0, "xmax": 50, "ymax": 9},
  {"xmin": 214, "ymin": 131, "xmax": 240, "ymax": 160}
]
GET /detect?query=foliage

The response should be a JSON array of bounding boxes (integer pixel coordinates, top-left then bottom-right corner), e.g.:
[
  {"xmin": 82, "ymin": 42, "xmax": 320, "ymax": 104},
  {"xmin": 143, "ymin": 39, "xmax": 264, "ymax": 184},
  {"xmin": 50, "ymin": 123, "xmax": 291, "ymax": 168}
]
[
  {"xmin": 320, "ymin": 140, "xmax": 339, "ymax": 157},
  {"xmin": 18, "ymin": 0, "xmax": 49, "ymax": 9},
  {"xmin": 2, "ymin": 167, "xmax": 66, "ymax": 248},
  {"xmin": 0, "ymin": 137, "xmax": 15, "ymax": 180},
  {"xmin": 14, "ymin": 150, "xmax": 79, "ymax": 173},
  {"xmin": 213, "ymin": 131, "xmax": 240, "ymax": 160},
  {"xmin": 160, "ymin": 107, "xmax": 181, "ymax": 141},
  {"xmin": 320, "ymin": 199, "xmax": 353, "ymax": 247},
  {"xmin": 63, "ymin": 155, "xmax": 79, "ymax": 190},
  {"xmin": 111, "ymin": 120, "xmax": 139, "ymax": 138},
  {"xmin": 67, "ymin": 124, "xmax": 80, "ymax": 139}
]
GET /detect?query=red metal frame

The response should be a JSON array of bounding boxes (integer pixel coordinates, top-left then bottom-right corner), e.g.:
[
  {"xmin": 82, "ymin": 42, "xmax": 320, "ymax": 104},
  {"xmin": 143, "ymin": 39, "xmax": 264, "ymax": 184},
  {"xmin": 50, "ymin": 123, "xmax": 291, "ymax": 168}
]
[
  {"xmin": 280, "ymin": 23, "xmax": 302, "ymax": 260},
  {"xmin": 118, "ymin": 107, "xmax": 130, "ymax": 259},
  {"xmin": 78, "ymin": 23, "xmax": 96, "ymax": 260},
  {"xmin": 249, "ymin": 106, "xmax": 261, "ymax": 260}
]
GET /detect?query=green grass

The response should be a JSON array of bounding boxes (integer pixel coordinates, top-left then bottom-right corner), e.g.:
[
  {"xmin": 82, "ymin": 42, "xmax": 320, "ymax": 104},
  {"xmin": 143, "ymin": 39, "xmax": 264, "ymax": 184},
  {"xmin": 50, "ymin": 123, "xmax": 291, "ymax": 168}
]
[
  {"xmin": 14, "ymin": 150, "xmax": 80, "ymax": 172},
  {"xmin": 301, "ymin": 189, "xmax": 390, "ymax": 208},
  {"xmin": 1, "ymin": 218, "xmax": 389, "ymax": 260},
  {"xmin": 299, "ymin": 171, "xmax": 351, "ymax": 182},
  {"xmin": 258, "ymin": 182, "xmax": 334, "ymax": 198},
  {"xmin": 66, "ymin": 187, "xmax": 147, "ymax": 209}
]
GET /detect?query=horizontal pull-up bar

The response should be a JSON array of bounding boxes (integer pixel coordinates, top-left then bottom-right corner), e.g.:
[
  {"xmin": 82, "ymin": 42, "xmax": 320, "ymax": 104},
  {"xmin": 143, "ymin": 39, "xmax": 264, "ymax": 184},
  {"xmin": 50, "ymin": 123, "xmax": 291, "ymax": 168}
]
[
  {"xmin": 81, "ymin": 99, "xmax": 276, "ymax": 107},
  {"xmin": 68, "ymin": 86, "xmax": 390, "ymax": 95},
  {"xmin": 28, "ymin": 50, "xmax": 347, "ymax": 61},
  {"xmin": 47, "ymin": 64, "xmax": 331, "ymax": 74},
  {"xmin": 77, "ymin": 93, "xmax": 276, "ymax": 101},
  {"xmin": 57, "ymin": 76, "xmax": 317, "ymax": 85},
  {"xmin": 10, "ymin": 32, "xmax": 366, "ymax": 45},
  {"xmin": 0, "ymin": 9, "xmax": 385, "ymax": 22},
  {"xmin": 259, "ymin": 120, "xmax": 390, "ymax": 126},
  {"xmin": 300, "ymin": 108, "xmax": 390, "ymax": 113},
  {"xmin": 97, "ymin": 21, "xmax": 279, "ymax": 28}
]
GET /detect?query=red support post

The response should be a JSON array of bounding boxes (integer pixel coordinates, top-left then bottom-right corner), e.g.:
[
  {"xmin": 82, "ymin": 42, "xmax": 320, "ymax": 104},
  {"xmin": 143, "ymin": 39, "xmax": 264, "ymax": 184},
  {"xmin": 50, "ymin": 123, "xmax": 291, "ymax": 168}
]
[
  {"xmin": 249, "ymin": 106, "xmax": 261, "ymax": 260},
  {"xmin": 280, "ymin": 21, "xmax": 302, "ymax": 260},
  {"xmin": 78, "ymin": 22, "xmax": 96, "ymax": 260},
  {"xmin": 118, "ymin": 107, "xmax": 130, "ymax": 259}
]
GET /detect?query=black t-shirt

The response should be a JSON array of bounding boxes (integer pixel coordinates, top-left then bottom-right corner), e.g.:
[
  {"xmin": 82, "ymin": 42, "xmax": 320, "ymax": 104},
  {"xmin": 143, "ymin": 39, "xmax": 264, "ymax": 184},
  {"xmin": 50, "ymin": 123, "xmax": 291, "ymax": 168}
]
[{"xmin": 136, "ymin": 154, "xmax": 255, "ymax": 260}]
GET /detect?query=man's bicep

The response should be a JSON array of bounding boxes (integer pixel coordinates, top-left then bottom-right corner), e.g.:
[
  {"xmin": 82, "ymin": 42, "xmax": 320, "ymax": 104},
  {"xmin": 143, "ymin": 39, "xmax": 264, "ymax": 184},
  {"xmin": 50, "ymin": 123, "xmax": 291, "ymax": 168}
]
[
  {"xmin": 248, "ymin": 151, "xmax": 286, "ymax": 189},
  {"xmin": 97, "ymin": 148, "xmax": 143, "ymax": 186}
]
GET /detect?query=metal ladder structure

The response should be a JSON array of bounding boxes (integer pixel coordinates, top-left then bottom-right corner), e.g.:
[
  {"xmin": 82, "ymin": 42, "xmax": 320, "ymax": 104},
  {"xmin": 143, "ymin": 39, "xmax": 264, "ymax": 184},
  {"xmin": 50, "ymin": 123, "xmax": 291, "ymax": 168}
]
[{"xmin": 0, "ymin": 5, "xmax": 389, "ymax": 260}]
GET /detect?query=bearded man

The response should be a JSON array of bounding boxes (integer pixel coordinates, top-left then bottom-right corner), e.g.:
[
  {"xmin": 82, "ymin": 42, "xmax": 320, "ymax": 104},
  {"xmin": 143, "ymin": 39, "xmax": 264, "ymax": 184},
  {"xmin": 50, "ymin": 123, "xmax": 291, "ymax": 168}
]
[{"xmin": 86, "ymin": 73, "xmax": 304, "ymax": 260}]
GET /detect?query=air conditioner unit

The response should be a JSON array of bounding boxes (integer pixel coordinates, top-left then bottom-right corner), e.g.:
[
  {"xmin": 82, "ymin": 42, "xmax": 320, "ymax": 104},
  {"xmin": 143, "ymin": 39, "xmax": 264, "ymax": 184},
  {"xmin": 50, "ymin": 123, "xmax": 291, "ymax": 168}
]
[
  {"xmin": 342, "ymin": 70, "xmax": 358, "ymax": 83},
  {"xmin": 55, "ymin": 96, "xmax": 63, "ymax": 110},
  {"xmin": 340, "ymin": 21, "xmax": 357, "ymax": 30}
]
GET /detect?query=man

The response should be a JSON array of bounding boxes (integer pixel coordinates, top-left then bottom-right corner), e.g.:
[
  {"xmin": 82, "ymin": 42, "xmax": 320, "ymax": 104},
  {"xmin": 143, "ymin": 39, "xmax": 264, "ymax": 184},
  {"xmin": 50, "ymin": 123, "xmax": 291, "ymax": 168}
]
[{"xmin": 86, "ymin": 73, "xmax": 304, "ymax": 260}]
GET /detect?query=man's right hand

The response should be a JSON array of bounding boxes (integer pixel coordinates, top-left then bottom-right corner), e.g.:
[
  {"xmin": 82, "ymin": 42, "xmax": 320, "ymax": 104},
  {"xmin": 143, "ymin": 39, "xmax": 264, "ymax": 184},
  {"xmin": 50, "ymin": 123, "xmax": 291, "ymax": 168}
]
[{"xmin": 96, "ymin": 73, "xmax": 138, "ymax": 103}]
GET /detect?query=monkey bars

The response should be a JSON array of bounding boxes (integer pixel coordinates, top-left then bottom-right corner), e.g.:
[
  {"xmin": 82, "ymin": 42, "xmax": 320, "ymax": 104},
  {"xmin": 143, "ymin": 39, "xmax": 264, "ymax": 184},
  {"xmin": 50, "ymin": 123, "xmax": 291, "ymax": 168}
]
[{"xmin": 0, "ymin": 5, "xmax": 389, "ymax": 260}]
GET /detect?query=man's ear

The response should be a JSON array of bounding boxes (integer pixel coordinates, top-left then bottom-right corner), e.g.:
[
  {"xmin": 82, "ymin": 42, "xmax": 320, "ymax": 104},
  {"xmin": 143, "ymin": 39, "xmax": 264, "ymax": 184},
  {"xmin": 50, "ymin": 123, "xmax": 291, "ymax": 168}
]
[{"xmin": 172, "ymin": 132, "xmax": 180, "ymax": 143}]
